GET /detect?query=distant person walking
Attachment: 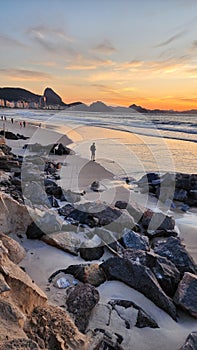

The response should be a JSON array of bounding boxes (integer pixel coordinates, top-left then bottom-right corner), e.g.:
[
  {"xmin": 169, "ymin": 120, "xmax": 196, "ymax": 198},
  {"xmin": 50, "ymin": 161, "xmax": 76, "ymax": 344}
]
[
  {"xmin": 23, "ymin": 121, "xmax": 26, "ymax": 128},
  {"xmin": 90, "ymin": 142, "xmax": 96, "ymax": 161},
  {"xmin": 11, "ymin": 118, "xmax": 14, "ymax": 124}
]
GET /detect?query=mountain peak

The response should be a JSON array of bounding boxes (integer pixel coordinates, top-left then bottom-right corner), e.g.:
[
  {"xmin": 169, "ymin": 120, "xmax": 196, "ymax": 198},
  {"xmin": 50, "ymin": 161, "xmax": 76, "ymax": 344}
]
[{"xmin": 43, "ymin": 87, "xmax": 65, "ymax": 106}]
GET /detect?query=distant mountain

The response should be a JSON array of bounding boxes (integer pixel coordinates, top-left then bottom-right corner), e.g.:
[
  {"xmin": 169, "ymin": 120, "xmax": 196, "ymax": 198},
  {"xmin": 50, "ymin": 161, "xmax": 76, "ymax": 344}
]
[
  {"xmin": 89, "ymin": 101, "xmax": 113, "ymax": 112},
  {"xmin": 129, "ymin": 103, "xmax": 149, "ymax": 113},
  {"xmin": 0, "ymin": 87, "xmax": 41, "ymax": 103},
  {"xmin": 44, "ymin": 87, "xmax": 65, "ymax": 106},
  {"xmin": 69, "ymin": 101, "xmax": 113, "ymax": 112}
]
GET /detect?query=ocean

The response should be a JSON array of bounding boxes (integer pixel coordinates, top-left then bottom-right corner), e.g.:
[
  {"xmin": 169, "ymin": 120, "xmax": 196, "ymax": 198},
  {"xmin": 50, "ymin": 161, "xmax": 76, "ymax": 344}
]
[{"xmin": 2, "ymin": 108, "xmax": 197, "ymax": 179}]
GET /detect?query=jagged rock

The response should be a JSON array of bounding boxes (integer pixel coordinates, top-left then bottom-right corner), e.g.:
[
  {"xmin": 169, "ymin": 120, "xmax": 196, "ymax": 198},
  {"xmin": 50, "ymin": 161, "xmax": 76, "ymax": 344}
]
[
  {"xmin": 79, "ymin": 236, "xmax": 104, "ymax": 261},
  {"xmin": 41, "ymin": 231, "xmax": 81, "ymax": 256},
  {"xmin": 67, "ymin": 201, "xmax": 135, "ymax": 232},
  {"xmin": 109, "ymin": 300, "xmax": 159, "ymax": 328},
  {"xmin": 0, "ymin": 254, "xmax": 47, "ymax": 314},
  {"xmin": 62, "ymin": 189, "xmax": 81, "ymax": 203},
  {"xmin": 146, "ymin": 229, "xmax": 178, "ymax": 239},
  {"xmin": 179, "ymin": 332, "xmax": 197, "ymax": 350},
  {"xmin": 22, "ymin": 181, "xmax": 49, "ymax": 206},
  {"xmin": 101, "ymin": 256, "xmax": 177, "ymax": 319},
  {"xmin": 24, "ymin": 304, "xmax": 102, "ymax": 350},
  {"xmin": 123, "ymin": 249, "xmax": 180, "ymax": 297},
  {"xmin": 91, "ymin": 181, "xmax": 100, "ymax": 192},
  {"xmin": 0, "ymin": 273, "xmax": 10, "ymax": 293},
  {"xmin": 0, "ymin": 299, "xmax": 25, "ymax": 326},
  {"xmin": 50, "ymin": 143, "xmax": 73, "ymax": 155},
  {"xmin": 47, "ymin": 195, "xmax": 59, "ymax": 208},
  {"xmin": 175, "ymin": 173, "xmax": 197, "ymax": 191},
  {"xmin": 153, "ymin": 237, "xmax": 197, "ymax": 277},
  {"xmin": 141, "ymin": 210, "xmax": 175, "ymax": 231},
  {"xmin": 26, "ymin": 222, "xmax": 44, "ymax": 239},
  {"xmin": 66, "ymin": 283, "xmax": 100, "ymax": 333},
  {"xmin": 0, "ymin": 338, "xmax": 39, "ymax": 350},
  {"xmin": 174, "ymin": 189, "xmax": 188, "ymax": 202},
  {"xmin": 49, "ymin": 263, "xmax": 106, "ymax": 287},
  {"xmin": 174, "ymin": 272, "xmax": 197, "ymax": 318},
  {"xmin": 0, "ymin": 192, "xmax": 32, "ymax": 235},
  {"xmin": 58, "ymin": 203, "xmax": 74, "ymax": 217},
  {"xmin": 115, "ymin": 200, "xmax": 144, "ymax": 223},
  {"xmin": 121, "ymin": 228, "xmax": 149, "ymax": 251},
  {"xmin": 0, "ymin": 232, "xmax": 25, "ymax": 264}
]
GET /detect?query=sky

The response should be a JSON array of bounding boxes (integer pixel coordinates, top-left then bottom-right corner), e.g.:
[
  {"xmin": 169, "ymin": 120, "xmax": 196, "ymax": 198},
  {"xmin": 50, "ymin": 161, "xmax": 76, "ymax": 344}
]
[{"xmin": 0, "ymin": 0, "xmax": 197, "ymax": 110}]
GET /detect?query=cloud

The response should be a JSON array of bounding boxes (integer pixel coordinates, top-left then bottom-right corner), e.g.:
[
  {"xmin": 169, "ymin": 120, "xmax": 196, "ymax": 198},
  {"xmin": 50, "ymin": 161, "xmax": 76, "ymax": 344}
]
[
  {"xmin": 191, "ymin": 40, "xmax": 197, "ymax": 50},
  {"xmin": 27, "ymin": 25, "xmax": 77, "ymax": 57},
  {"xmin": 65, "ymin": 57, "xmax": 113, "ymax": 71},
  {"xmin": 0, "ymin": 68, "xmax": 51, "ymax": 81},
  {"xmin": 154, "ymin": 30, "xmax": 186, "ymax": 48},
  {"xmin": 92, "ymin": 40, "xmax": 117, "ymax": 55},
  {"xmin": 0, "ymin": 34, "xmax": 27, "ymax": 48}
]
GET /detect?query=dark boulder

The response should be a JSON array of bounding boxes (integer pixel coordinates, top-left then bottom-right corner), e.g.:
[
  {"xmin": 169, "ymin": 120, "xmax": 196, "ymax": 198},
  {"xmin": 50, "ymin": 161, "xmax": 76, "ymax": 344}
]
[
  {"xmin": 79, "ymin": 243, "xmax": 104, "ymax": 261},
  {"xmin": 109, "ymin": 299, "xmax": 159, "ymax": 328},
  {"xmin": 115, "ymin": 200, "xmax": 144, "ymax": 224},
  {"xmin": 174, "ymin": 189, "xmax": 188, "ymax": 202},
  {"xmin": 174, "ymin": 272, "xmax": 197, "ymax": 318},
  {"xmin": 121, "ymin": 229, "xmax": 149, "ymax": 251},
  {"xmin": 50, "ymin": 143, "xmax": 72, "ymax": 155},
  {"xmin": 141, "ymin": 210, "xmax": 175, "ymax": 231},
  {"xmin": 47, "ymin": 195, "xmax": 59, "ymax": 208},
  {"xmin": 67, "ymin": 201, "xmax": 135, "ymax": 232},
  {"xmin": 58, "ymin": 203, "xmax": 74, "ymax": 217},
  {"xmin": 153, "ymin": 237, "xmax": 197, "ymax": 277},
  {"xmin": 179, "ymin": 332, "xmax": 197, "ymax": 350},
  {"xmin": 101, "ymin": 256, "xmax": 177, "ymax": 319},
  {"xmin": 66, "ymin": 283, "xmax": 100, "ymax": 332},
  {"xmin": 26, "ymin": 222, "xmax": 44, "ymax": 239},
  {"xmin": 123, "ymin": 249, "xmax": 180, "ymax": 297}
]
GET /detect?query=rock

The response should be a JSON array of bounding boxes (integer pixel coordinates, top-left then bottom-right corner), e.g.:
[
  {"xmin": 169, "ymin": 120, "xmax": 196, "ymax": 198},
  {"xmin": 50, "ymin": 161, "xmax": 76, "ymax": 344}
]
[
  {"xmin": 62, "ymin": 189, "xmax": 81, "ymax": 203},
  {"xmin": 174, "ymin": 272, "xmax": 197, "ymax": 318},
  {"xmin": 175, "ymin": 173, "xmax": 197, "ymax": 191},
  {"xmin": 179, "ymin": 332, "xmax": 197, "ymax": 350},
  {"xmin": 54, "ymin": 277, "xmax": 70, "ymax": 289},
  {"xmin": 26, "ymin": 222, "xmax": 44, "ymax": 239},
  {"xmin": 0, "ymin": 192, "xmax": 32, "ymax": 235},
  {"xmin": 153, "ymin": 237, "xmax": 197, "ymax": 277},
  {"xmin": 101, "ymin": 257, "xmax": 177, "ymax": 320},
  {"xmin": 50, "ymin": 143, "xmax": 73, "ymax": 155},
  {"xmin": 146, "ymin": 229, "xmax": 178, "ymax": 239},
  {"xmin": 47, "ymin": 195, "xmax": 59, "ymax": 208},
  {"xmin": 141, "ymin": 210, "xmax": 175, "ymax": 231},
  {"xmin": 123, "ymin": 249, "xmax": 180, "ymax": 297},
  {"xmin": 41, "ymin": 231, "xmax": 80, "ymax": 256},
  {"xmin": 121, "ymin": 228, "xmax": 149, "ymax": 251},
  {"xmin": 115, "ymin": 200, "xmax": 144, "ymax": 223},
  {"xmin": 32, "ymin": 210, "xmax": 62, "ymax": 234},
  {"xmin": 109, "ymin": 300, "xmax": 159, "ymax": 328},
  {"xmin": 24, "ymin": 304, "xmax": 101, "ymax": 350},
  {"xmin": 49, "ymin": 263, "xmax": 106, "ymax": 287},
  {"xmin": 0, "ymin": 232, "xmax": 25, "ymax": 264},
  {"xmin": 58, "ymin": 203, "xmax": 74, "ymax": 217},
  {"xmin": 67, "ymin": 201, "xmax": 135, "ymax": 233},
  {"xmin": 0, "ymin": 273, "xmax": 10, "ymax": 293},
  {"xmin": 0, "ymin": 299, "xmax": 25, "ymax": 326},
  {"xmin": 22, "ymin": 181, "xmax": 49, "ymax": 207},
  {"xmin": 0, "ymin": 338, "xmax": 40, "ymax": 350},
  {"xmin": 91, "ymin": 181, "xmax": 100, "ymax": 191},
  {"xmin": 174, "ymin": 189, "xmax": 188, "ymax": 202},
  {"xmin": 0, "ymin": 254, "xmax": 47, "ymax": 314},
  {"xmin": 79, "ymin": 236, "xmax": 104, "ymax": 261},
  {"xmin": 66, "ymin": 283, "xmax": 100, "ymax": 332}
]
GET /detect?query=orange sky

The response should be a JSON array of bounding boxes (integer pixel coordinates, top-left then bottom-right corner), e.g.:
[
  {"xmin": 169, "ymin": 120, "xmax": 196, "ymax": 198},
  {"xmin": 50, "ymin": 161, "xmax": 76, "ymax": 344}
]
[{"xmin": 1, "ymin": 0, "xmax": 197, "ymax": 111}]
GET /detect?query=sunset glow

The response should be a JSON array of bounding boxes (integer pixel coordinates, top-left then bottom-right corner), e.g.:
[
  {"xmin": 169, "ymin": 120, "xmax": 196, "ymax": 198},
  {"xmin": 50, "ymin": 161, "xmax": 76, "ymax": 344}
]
[{"xmin": 1, "ymin": 0, "xmax": 197, "ymax": 111}]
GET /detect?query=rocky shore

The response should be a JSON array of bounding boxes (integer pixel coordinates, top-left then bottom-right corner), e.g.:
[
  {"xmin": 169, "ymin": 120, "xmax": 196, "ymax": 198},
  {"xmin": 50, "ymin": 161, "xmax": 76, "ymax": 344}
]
[{"xmin": 0, "ymin": 131, "xmax": 197, "ymax": 350}]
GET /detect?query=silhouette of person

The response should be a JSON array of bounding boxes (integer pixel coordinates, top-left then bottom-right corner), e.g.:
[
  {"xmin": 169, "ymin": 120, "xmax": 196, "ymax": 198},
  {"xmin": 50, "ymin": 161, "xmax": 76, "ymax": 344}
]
[{"xmin": 90, "ymin": 142, "xmax": 96, "ymax": 161}]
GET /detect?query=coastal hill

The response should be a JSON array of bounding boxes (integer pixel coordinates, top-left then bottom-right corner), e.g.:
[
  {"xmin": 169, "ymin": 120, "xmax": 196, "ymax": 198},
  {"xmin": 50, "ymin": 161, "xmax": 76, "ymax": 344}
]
[{"xmin": 0, "ymin": 86, "xmax": 197, "ymax": 113}]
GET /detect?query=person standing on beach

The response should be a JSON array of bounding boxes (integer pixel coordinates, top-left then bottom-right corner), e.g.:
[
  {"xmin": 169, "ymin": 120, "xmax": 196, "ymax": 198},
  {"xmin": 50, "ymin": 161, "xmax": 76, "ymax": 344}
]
[
  {"xmin": 11, "ymin": 118, "xmax": 14, "ymax": 124},
  {"xmin": 90, "ymin": 142, "xmax": 96, "ymax": 161}
]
